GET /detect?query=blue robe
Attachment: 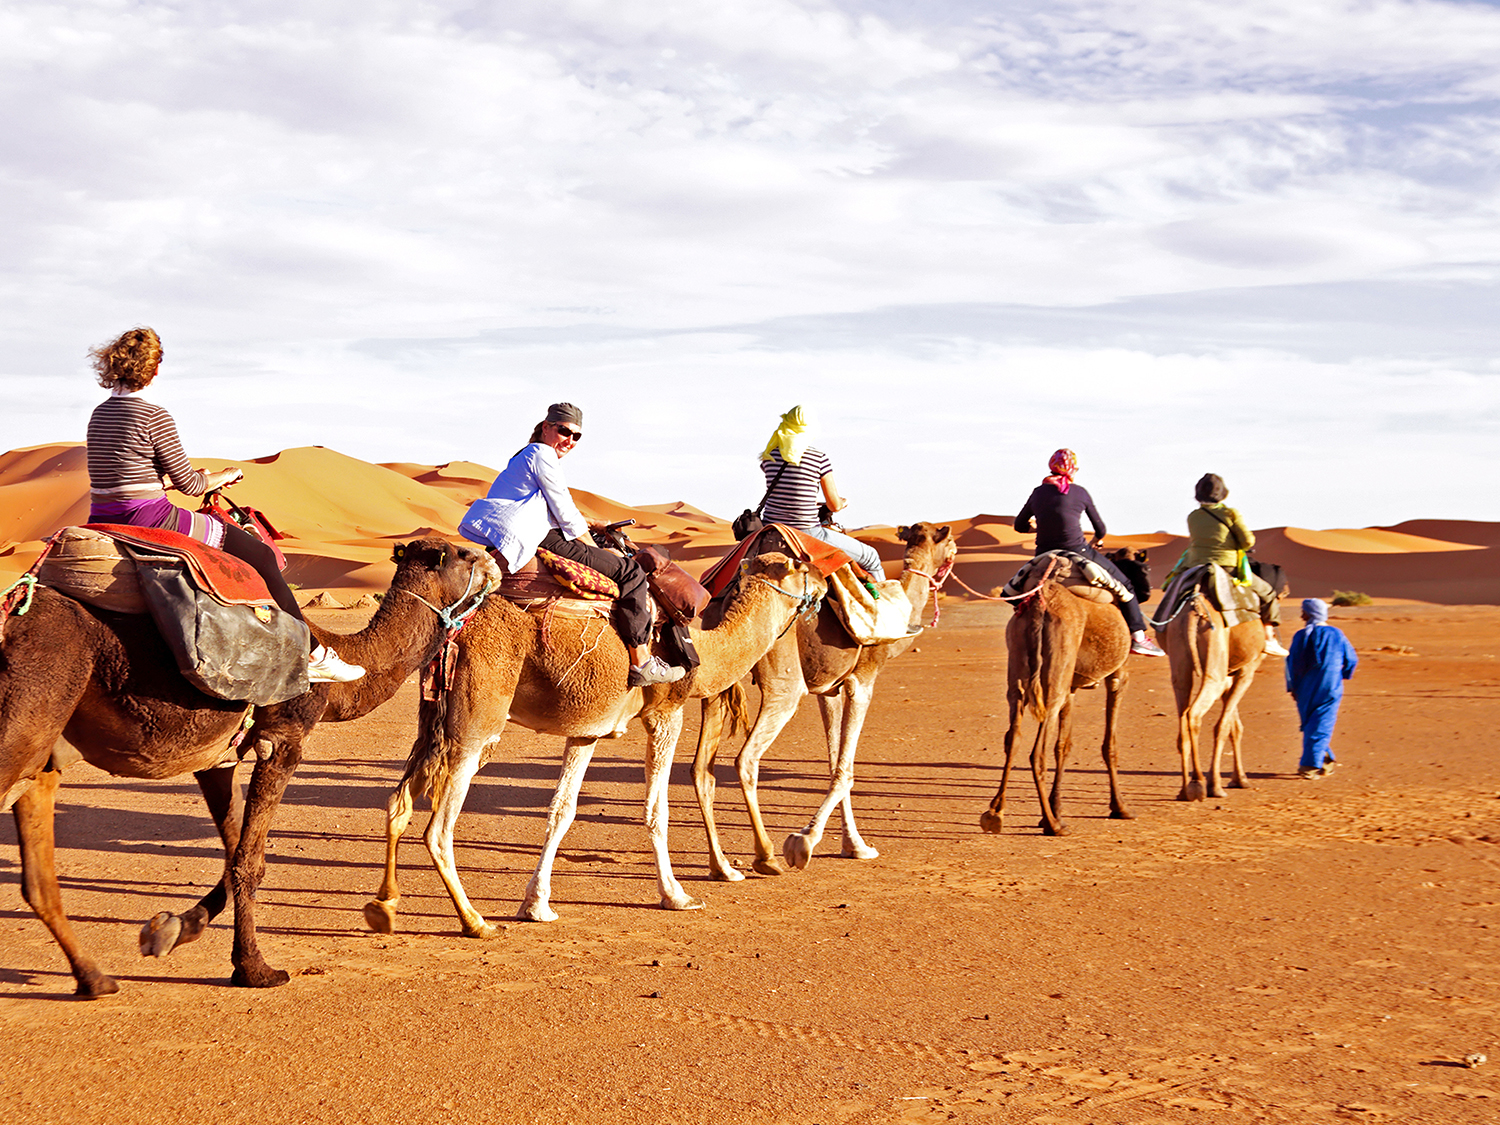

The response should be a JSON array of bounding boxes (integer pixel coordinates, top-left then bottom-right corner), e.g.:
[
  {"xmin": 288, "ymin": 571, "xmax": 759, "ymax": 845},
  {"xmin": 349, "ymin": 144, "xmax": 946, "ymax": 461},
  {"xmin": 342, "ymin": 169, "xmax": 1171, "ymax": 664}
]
[{"xmin": 1285, "ymin": 624, "xmax": 1358, "ymax": 770}]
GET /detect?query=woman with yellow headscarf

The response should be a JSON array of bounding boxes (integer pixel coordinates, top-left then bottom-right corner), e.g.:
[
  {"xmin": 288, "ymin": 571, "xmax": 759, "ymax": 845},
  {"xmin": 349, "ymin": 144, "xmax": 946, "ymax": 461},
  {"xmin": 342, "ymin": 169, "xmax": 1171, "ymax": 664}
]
[{"xmin": 757, "ymin": 406, "xmax": 886, "ymax": 579}]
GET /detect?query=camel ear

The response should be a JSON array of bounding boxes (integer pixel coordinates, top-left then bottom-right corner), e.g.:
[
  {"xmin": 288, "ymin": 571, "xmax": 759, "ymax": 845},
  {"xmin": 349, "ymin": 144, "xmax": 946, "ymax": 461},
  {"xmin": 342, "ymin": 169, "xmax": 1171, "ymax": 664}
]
[
  {"xmin": 896, "ymin": 525, "xmax": 912, "ymax": 543},
  {"xmin": 392, "ymin": 543, "xmax": 408, "ymax": 564},
  {"xmin": 936, "ymin": 525, "xmax": 951, "ymax": 542}
]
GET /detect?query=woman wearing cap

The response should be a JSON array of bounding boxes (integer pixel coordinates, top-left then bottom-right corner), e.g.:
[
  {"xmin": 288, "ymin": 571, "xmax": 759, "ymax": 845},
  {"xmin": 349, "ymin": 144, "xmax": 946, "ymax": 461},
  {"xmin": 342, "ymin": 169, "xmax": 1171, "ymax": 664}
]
[
  {"xmin": 1179, "ymin": 472, "xmax": 1288, "ymax": 656},
  {"xmin": 756, "ymin": 405, "xmax": 886, "ymax": 580},
  {"xmin": 84, "ymin": 326, "xmax": 363, "ymax": 683},
  {"xmin": 1014, "ymin": 448, "xmax": 1164, "ymax": 656},
  {"xmin": 459, "ymin": 403, "xmax": 682, "ymax": 688}
]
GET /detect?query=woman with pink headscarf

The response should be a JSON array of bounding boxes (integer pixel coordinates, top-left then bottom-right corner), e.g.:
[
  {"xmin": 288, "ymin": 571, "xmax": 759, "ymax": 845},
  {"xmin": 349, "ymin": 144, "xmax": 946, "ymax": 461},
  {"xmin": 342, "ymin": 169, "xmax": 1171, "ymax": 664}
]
[{"xmin": 1014, "ymin": 448, "xmax": 1164, "ymax": 656}]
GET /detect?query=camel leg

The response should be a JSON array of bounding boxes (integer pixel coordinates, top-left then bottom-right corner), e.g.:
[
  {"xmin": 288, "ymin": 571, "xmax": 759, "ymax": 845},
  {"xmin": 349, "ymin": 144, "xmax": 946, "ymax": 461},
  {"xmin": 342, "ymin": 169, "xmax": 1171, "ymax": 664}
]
[
  {"xmin": 12, "ymin": 767, "xmax": 118, "ymax": 997},
  {"xmin": 520, "ymin": 737, "xmax": 598, "ymax": 922},
  {"xmin": 691, "ymin": 695, "xmax": 743, "ymax": 883},
  {"xmin": 226, "ymin": 735, "xmax": 305, "ymax": 989},
  {"xmin": 823, "ymin": 690, "xmax": 878, "ymax": 861},
  {"xmin": 1101, "ymin": 669, "xmax": 1135, "ymax": 820},
  {"xmin": 735, "ymin": 682, "xmax": 805, "ymax": 876},
  {"xmin": 423, "ymin": 737, "xmax": 502, "ymax": 937},
  {"xmin": 642, "ymin": 709, "xmax": 702, "ymax": 911},
  {"xmin": 1226, "ymin": 710, "xmax": 1249, "ymax": 789},
  {"xmin": 1047, "ymin": 695, "xmax": 1076, "ymax": 830},
  {"xmin": 1031, "ymin": 710, "xmax": 1068, "ymax": 836},
  {"xmin": 141, "ymin": 763, "xmax": 244, "ymax": 958},
  {"xmin": 784, "ymin": 677, "xmax": 875, "ymax": 870},
  {"xmin": 1210, "ymin": 671, "xmax": 1257, "ymax": 796},
  {"xmin": 362, "ymin": 768, "xmax": 420, "ymax": 935},
  {"xmin": 979, "ymin": 691, "xmax": 1023, "ymax": 834}
]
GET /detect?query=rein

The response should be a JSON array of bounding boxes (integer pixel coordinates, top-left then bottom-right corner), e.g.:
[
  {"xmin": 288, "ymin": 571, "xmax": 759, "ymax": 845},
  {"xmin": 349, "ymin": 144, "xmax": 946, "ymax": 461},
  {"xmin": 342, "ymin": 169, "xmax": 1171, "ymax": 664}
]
[
  {"xmin": 0, "ymin": 531, "xmax": 63, "ymax": 643},
  {"xmin": 754, "ymin": 572, "xmax": 823, "ymax": 639},
  {"xmin": 397, "ymin": 561, "xmax": 496, "ymax": 703},
  {"xmin": 396, "ymin": 561, "xmax": 494, "ymax": 632}
]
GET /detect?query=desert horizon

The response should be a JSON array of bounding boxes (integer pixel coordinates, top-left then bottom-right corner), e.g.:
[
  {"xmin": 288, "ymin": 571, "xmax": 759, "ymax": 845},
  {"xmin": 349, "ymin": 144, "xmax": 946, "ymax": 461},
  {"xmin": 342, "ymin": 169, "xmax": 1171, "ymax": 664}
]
[{"xmin": 2, "ymin": 440, "xmax": 1496, "ymax": 607}]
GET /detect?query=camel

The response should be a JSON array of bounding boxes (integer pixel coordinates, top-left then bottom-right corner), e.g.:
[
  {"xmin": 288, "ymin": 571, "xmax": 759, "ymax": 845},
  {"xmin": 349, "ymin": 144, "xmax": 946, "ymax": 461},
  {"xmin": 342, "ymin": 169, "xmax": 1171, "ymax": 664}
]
[
  {"xmin": 362, "ymin": 550, "xmax": 826, "ymax": 934},
  {"xmin": 977, "ymin": 550, "xmax": 1151, "ymax": 837},
  {"xmin": 1155, "ymin": 572, "xmax": 1268, "ymax": 801},
  {"xmin": 690, "ymin": 521, "xmax": 956, "ymax": 879},
  {"xmin": 0, "ymin": 537, "xmax": 499, "ymax": 995}
]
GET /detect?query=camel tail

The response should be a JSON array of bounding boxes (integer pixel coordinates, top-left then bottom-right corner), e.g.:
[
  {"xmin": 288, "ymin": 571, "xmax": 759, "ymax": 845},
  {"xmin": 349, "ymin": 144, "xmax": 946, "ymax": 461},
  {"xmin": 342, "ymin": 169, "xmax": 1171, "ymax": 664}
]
[
  {"xmin": 1018, "ymin": 590, "xmax": 1049, "ymax": 723},
  {"xmin": 400, "ymin": 690, "xmax": 452, "ymax": 803},
  {"xmin": 721, "ymin": 680, "xmax": 750, "ymax": 739}
]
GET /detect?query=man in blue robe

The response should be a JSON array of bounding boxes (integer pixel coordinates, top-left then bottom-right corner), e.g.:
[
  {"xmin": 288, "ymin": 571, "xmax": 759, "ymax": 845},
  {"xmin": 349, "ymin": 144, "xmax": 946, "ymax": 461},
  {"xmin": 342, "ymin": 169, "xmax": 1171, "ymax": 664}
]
[{"xmin": 1285, "ymin": 598, "xmax": 1359, "ymax": 778}]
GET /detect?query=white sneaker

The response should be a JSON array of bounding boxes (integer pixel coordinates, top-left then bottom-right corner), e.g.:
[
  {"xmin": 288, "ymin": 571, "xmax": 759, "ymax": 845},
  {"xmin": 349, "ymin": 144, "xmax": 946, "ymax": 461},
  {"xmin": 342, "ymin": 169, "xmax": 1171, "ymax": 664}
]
[
  {"xmin": 308, "ymin": 644, "xmax": 365, "ymax": 683},
  {"xmin": 628, "ymin": 655, "xmax": 686, "ymax": 687},
  {"xmin": 1264, "ymin": 637, "xmax": 1289, "ymax": 657}
]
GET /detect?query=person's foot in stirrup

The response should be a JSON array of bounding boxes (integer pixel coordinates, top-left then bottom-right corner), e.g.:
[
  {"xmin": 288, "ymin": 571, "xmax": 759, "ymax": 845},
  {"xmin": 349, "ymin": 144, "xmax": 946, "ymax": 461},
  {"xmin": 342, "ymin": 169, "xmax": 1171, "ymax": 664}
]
[
  {"xmin": 308, "ymin": 644, "xmax": 365, "ymax": 683},
  {"xmin": 628, "ymin": 655, "xmax": 685, "ymax": 687},
  {"xmin": 1130, "ymin": 630, "xmax": 1165, "ymax": 657}
]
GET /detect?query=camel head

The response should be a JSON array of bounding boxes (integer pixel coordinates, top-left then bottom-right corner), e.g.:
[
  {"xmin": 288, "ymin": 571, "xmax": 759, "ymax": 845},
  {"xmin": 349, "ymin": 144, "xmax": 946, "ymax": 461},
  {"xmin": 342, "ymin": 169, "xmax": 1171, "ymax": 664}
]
[
  {"xmin": 740, "ymin": 551, "xmax": 827, "ymax": 608},
  {"xmin": 895, "ymin": 522, "xmax": 956, "ymax": 570},
  {"xmin": 389, "ymin": 537, "xmax": 502, "ymax": 608},
  {"xmin": 1105, "ymin": 547, "xmax": 1153, "ymax": 604}
]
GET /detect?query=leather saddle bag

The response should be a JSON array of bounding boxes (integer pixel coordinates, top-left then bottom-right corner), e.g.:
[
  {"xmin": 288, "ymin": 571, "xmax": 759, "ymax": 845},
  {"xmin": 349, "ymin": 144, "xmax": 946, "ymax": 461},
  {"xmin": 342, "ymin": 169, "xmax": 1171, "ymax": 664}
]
[{"xmin": 634, "ymin": 544, "xmax": 709, "ymax": 626}]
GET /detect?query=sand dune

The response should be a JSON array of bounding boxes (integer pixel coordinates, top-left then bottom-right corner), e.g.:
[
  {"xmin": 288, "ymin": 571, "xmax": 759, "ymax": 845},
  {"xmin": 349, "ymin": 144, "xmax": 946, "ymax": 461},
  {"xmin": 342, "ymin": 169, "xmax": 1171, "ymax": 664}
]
[{"xmin": 1, "ymin": 442, "xmax": 1496, "ymax": 605}]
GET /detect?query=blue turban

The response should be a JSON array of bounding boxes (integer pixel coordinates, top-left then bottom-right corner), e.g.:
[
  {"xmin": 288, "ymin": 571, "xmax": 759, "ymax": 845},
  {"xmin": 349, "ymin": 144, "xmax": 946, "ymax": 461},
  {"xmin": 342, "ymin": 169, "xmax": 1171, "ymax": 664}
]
[{"xmin": 1301, "ymin": 598, "xmax": 1329, "ymax": 625}]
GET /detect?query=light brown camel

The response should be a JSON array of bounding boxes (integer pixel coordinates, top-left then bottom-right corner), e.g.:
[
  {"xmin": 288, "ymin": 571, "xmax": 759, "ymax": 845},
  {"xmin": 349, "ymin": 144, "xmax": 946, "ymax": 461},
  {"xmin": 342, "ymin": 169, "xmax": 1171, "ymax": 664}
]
[
  {"xmin": 1155, "ymin": 574, "xmax": 1267, "ymax": 801},
  {"xmin": 362, "ymin": 550, "xmax": 825, "ymax": 934},
  {"xmin": 0, "ymin": 537, "xmax": 498, "ymax": 995},
  {"xmin": 977, "ymin": 555, "xmax": 1136, "ymax": 837},
  {"xmin": 690, "ymin": 522, "xmax": 956, "ymax": 879}
]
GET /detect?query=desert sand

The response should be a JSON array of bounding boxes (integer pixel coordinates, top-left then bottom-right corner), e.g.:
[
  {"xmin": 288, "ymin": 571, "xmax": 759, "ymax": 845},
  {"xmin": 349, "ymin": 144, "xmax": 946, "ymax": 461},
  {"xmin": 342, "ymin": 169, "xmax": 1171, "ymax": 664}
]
[{"xmin": 2, "ymin": 442, "xmax": 1498, "ymax": 1124}]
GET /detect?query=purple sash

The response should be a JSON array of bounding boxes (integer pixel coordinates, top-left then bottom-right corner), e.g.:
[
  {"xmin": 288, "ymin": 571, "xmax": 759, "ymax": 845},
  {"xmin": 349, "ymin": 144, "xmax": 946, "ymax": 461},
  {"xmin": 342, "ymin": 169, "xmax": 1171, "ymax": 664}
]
[{"xmin": 89, "ymin": 496, "xmax": 225, "ymax": 549}]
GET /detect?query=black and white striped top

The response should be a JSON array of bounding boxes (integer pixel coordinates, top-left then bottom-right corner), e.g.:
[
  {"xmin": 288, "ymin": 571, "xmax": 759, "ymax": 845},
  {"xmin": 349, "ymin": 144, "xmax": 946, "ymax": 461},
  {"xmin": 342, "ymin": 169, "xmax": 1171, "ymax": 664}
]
[
  {"xmin": 86, "ymin": 394, "xmax": 208, "ymax": 500},
  {"xmin": 759, "ymin": 447, "xmax": 833, "ymax": 531}
]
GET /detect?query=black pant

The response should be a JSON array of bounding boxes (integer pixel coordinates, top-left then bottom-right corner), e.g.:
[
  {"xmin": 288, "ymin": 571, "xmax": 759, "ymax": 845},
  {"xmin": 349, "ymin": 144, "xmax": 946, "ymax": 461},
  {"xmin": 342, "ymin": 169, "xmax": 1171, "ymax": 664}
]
[
  {"xmin": 220, "ymin": 521, "xmax": 305, "ymax": 624},
  {"xmin": 539, "ymin": 529, "xmax": 652, "ymax": 647}
]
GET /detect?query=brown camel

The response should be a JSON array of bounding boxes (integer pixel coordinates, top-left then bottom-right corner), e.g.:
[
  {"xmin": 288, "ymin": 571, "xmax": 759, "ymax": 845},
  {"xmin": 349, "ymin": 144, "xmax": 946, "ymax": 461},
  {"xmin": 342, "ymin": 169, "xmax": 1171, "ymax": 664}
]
[
  {"xmin": 978, "ymin": 554, "xmax": 1138, "ymax": 837},
  {"xmin": 362, "ymin": 550, "xmax": 825, "ymax": 934},
  {"xmin": 690, "ymin": 522, "xmax": 956, "ymax": 879},
  {"xmin": 1155, "ymin": 575, "xmax": 1267, "ymax": 801},
  {"xmin": 0, "ymin": 537, "xmax": 499, "ymax": 995}
]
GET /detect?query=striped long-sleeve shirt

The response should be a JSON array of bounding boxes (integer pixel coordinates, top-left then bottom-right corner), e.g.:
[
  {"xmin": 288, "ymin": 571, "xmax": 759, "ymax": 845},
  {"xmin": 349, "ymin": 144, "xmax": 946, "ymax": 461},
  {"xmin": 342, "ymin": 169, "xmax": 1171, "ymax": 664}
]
[{"xmin": 85, "ymin": 393, "xmax": 208, "ymax": 500}]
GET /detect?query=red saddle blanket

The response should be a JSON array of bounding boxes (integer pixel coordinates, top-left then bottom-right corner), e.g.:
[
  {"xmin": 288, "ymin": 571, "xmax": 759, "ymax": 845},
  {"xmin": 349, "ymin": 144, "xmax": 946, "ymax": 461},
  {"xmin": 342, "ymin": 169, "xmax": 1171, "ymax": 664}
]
[
  {"xmin": 83, "ymin": 524, "xmax": 275, "ymax": 607},
  {"xmin": 700, "ymin": 524, "xmax": 855, "ymax": 599}
]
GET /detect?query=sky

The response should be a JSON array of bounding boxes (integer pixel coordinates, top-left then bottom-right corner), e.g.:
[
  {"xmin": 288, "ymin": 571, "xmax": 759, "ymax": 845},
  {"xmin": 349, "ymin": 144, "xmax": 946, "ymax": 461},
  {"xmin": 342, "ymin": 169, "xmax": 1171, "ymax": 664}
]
[{"xmin": 2, "ymin": 0, "xmax": 1497, "ymax": 534}]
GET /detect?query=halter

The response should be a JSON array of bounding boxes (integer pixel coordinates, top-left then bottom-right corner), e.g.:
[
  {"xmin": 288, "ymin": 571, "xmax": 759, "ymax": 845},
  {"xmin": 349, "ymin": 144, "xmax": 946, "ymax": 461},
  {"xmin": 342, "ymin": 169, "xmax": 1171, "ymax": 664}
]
[
  {"xmin": 754, "ymin": 571, "xmax": 823, "ymax": 639},
  {"xmin": 395, "ymin": 561, "xmax": 495, "ymax": 632},
  {"xmin": 902, "ymin": 554, "xmax": 965, "ymax": 627}
]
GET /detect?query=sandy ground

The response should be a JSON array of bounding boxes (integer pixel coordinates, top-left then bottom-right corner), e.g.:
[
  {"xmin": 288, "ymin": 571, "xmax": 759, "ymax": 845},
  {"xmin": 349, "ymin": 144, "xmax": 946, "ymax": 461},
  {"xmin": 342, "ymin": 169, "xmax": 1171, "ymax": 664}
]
[{"xmin": 2, "ymin": 599, "xmax": 1499, "ymax": 1124}]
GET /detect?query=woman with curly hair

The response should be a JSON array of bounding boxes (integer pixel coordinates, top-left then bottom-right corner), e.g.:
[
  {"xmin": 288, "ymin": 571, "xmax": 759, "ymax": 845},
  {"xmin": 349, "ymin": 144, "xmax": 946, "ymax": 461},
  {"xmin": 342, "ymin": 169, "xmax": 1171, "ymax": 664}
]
[{"xmin": 84, "ymin": 326, "xmax": 363, "ymax": 682}]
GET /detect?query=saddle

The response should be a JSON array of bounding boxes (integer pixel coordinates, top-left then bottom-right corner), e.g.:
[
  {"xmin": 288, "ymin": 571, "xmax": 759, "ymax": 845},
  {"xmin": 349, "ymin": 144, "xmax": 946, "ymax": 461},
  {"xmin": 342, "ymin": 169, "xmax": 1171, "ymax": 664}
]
[
  {"xmin": 700, "ymin": 524, "xmax": 854, "ymax": 599},
  {"xmin": 1001, "ymin": 550, "xmax": 1132, "ymax": 605},
  {"xmin": 1156, "ymin": 564, "xmax": 1262, "ymax": 628},
  {"xmin": 489, "ymin": 544, "xmax": 709, "ymax": 627},
  {"xmin": 35, "ymin": 525, "xmax": 309, "ymax": 704}
]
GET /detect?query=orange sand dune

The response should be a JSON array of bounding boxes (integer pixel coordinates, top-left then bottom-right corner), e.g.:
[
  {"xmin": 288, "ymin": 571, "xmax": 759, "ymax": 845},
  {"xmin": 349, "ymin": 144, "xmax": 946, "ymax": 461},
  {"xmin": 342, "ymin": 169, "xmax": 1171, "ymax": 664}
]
[{"xmin": 2, "ymin": 442, "xmax": 1496, "ymax": 605}]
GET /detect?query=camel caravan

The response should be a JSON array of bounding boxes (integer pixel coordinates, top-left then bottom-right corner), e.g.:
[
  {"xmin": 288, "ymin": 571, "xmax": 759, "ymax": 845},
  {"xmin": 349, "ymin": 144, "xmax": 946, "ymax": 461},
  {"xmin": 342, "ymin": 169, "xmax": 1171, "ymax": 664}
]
[{"xmin": 0, "ymin": 349, "xmax": 1299, "ymax": 994}]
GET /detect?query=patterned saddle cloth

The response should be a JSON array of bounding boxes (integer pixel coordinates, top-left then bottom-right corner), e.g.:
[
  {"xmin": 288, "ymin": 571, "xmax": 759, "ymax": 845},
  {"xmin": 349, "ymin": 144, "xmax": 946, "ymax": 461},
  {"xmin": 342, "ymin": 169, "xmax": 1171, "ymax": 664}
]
[
  {"xmin": 1001, "ymin": 550, "xmax": 1133, "ymax": 604},
  {"xmin": 490, "ymin": 550, "xmax": 618, "ymax": 609}
]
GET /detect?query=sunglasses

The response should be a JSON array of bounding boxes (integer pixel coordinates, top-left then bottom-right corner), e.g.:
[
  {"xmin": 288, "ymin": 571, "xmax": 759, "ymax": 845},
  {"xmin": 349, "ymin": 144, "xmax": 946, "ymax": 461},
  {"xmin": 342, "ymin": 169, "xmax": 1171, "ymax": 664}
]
[{"xmin": 553, "ymin": 425, "xmax": 582, "ymax": 442}]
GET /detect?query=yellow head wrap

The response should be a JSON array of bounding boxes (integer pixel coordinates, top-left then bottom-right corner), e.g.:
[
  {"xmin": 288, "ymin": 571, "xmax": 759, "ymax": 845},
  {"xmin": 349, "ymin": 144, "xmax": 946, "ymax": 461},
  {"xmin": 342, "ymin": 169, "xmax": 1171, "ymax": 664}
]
[{"xmin": 759, "ymin": 405, "xmax": 813, "ymax": 466}]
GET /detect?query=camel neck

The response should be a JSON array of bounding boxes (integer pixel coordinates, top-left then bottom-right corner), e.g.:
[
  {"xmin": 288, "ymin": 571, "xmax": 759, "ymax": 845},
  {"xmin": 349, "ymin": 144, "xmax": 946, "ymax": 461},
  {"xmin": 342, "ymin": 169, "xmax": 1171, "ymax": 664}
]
[{"xmin": 307, "ymin": 588, "xmax": 447, "ymax": 721}]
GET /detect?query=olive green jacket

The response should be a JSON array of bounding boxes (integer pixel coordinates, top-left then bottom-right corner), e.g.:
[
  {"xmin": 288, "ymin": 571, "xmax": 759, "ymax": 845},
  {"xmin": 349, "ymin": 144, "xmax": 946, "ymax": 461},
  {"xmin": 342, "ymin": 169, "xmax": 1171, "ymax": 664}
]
[{"xmin": 1184, "ymin": 503, "xmax": 1254, "ymax": 568}]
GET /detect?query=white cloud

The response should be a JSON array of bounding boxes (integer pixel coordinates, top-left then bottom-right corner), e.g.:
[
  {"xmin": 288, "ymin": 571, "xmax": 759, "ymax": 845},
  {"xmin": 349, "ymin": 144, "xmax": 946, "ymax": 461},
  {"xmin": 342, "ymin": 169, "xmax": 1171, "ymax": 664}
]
[{"xmin": 1, "ymin": 0, "xmax": 1497, "ymax": 530}]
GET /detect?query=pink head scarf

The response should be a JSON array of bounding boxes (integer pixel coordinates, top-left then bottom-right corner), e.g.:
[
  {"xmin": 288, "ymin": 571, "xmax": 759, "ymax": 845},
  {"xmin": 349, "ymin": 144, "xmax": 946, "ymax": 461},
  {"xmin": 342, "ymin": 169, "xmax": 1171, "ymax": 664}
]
[{"xmin": 1045, "ymin": 448, "xmax": 1077, "ymax": 494}]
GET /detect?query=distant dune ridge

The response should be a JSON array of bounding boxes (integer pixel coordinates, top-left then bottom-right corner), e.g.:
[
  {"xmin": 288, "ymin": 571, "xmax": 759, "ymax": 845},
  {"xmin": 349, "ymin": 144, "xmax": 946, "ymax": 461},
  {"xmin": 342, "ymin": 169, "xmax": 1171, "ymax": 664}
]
[{"xmin": 1, "ymin": 442, "xmax": 1495, "ymax": 605}]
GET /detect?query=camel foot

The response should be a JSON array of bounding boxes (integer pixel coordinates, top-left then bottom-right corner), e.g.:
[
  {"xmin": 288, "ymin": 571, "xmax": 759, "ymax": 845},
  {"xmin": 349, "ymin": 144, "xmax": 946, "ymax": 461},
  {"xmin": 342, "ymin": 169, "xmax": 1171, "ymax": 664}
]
[
  {"xmin": 1228, "ymin": 778, "xmax": 1250, "ymax": 790},
  {"xmin": 751, "ymin": 857, "xmax": 786, "ymax": 877},
  {"xmin": 979, "ymin": 810, "xmax": 1004, "ymax": 834},
  {"xmin": 782, "ymin": 833, "xmax": 814, "ymax": 871},
  {"xmin": 75, "ymin": 968, "xmax": 120, "ymax": 998},
  {"xmin": 139, "ymin": 912, "xmax": 183, "ymax": 958},
  {"xmin": 1041, "ymin": 821, "xmax": 1071, "ymax": 837},
  {"xmin": 517, "ymin": 902, "xmax": 559, "ymax": 923},
  {"xmin": 462, "ymin": 920, "xmax": 502, "ymax": 940},
  {"xmin": 1109, "ymin": 808, "xmax": 1136, "ymax": 821},
  {"xmin": 709, "ymin": 864, "xmax": 747, "ymax": 883},
  {"xmin": 230, "ymin": 962, "xmax": 291, "ymax": 989},
  {"xmin": 841, "ymin": 839, "xmax": 879, "ymax": 860},
  {"xmin": 1177, "ymin": 782, "xmax": 1206, "ymax": 802},
  {"xmin": 362, "ymin": 900, "xmax": 397, "ymax": 935},
  {"xmin": 660, "ymin": 893, "xmax": 705, "ymax": 912}
]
